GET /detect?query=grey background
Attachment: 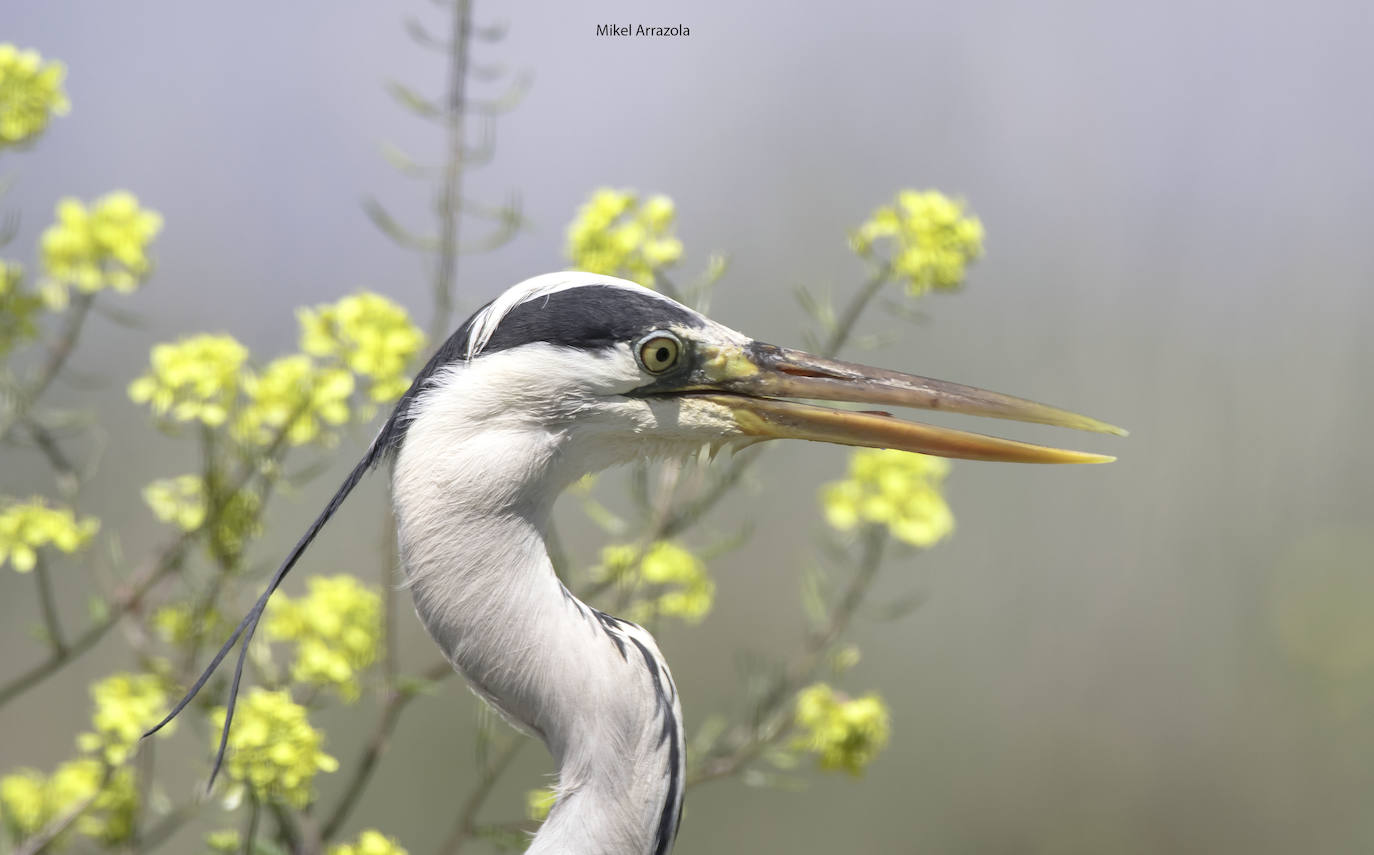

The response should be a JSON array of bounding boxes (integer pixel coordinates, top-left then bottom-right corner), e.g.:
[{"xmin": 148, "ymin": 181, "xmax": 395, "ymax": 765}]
[{"xmin": 3, "ymin": 1, "xmax": 1374, "ymax": 852}]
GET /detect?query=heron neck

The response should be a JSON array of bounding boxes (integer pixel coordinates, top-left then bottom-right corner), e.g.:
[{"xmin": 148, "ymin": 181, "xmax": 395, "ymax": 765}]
[{"xmin": 392, "ymin": 426, "xmax": 684, "ymax": 855}]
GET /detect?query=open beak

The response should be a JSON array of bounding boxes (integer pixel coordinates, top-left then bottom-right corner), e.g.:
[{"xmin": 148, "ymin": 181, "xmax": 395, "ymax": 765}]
[{"xmin": 691, "ymin": 342, "xmax": 1126, "ymax": 464}]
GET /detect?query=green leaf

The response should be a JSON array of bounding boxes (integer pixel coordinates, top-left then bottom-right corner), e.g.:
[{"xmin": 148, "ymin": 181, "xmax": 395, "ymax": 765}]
[
  {"xmin": 874, "ymin": 589, "xmax": 926, "ymax": 622},
  {"xmin": 87, "ymin": 593, "xmax": 110, "ymax": 623},
  {"xmin": 385, "ymin": 80, "xmax": 442, "ymax": 119},
  {"xmin": 800, "ymin": 564, "xmax": 828, "ymax": 626}
]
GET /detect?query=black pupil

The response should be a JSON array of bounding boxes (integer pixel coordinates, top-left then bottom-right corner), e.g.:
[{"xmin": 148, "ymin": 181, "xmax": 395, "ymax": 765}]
[{"xmin": 654, "ymin": 346, "xmax": 670, "ymax": 364}]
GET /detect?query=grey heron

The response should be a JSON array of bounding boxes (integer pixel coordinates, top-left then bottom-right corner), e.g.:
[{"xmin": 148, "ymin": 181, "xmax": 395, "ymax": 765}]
[{"xmin": 147, "ymin": 271, "xmax": 1123, "ymax": 854}]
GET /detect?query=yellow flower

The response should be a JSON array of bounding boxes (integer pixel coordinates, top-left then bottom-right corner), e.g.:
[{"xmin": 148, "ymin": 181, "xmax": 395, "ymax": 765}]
[
  {"xmin": 0, "ymin": 760, "xmax": 138, "ymax": 845},
  {"xmin": 598, "ymin": 541, "xmax": 715, "ymax": 624},
  {"xmin": 142, "ymin": 475, "xmax": 261, "ymax": 560},
  {"xmin": 265, "ymin": 576, "xmax": 382, "ymax": 702},
  {"xmin": 526, "ymin": 787, "xmax": 557, "ymax": 822},
  {"xmin": 566, "ymin": 189, "xmax": 684, "ymax": 287},
  {"xmin": 792, "ymin": 683, "xmax": 890, "ymax": 776},
  {"xmin": 0, "ymin": 44, "xmax": 69, "ymax": 148},
  {"xmin": 205, "ymin": 829, "xmax": 242, "ymax": 853},
  {"xmin": 851, "ymin": 190, "xmax": 983, "ymax": 295},
  {"xmin": 298, "ymin": 292, "xmax": 425, "ymax": 403},
  {"xmin": 822, "ymin": 449, "xmax": 954, "ymax": 548},
  {"xmin": 60, "ymin": 761, "xmax": 138, "ymax": 845},
  {"xmin": 142, "ymin": 475, "xmax": 209, "ymax": 531},
  {"xmin": 0, "ymin": 498, "xmax": 99, "ymax": 572},
  {"xmin": 0, "ymin": 769, "xmax": 47, "ymax": 838},
  {"xmin": 40, "ymin": 192, "xmax": 163, "ymax": 305},
  {"xmin": 76, "ymin": 672, "xmax": 172, "ymax": 765},
  {"xmin": 213, "ymin": 688, "xmax": 338, "ymax": 807},
  {"xmin": 329, "ymin": 828, "xmax": 410, "ymax": 855},
  {"xmin": 0, "ymin": 260, "xmax": 42, "ymax": 356},
  {"xmin": 128, "ymin": 334, "xmax": 248, "ymax": 427},
  {"xmin": 235, "ymin": 356, "xmax": 354, "ymax": 447}
]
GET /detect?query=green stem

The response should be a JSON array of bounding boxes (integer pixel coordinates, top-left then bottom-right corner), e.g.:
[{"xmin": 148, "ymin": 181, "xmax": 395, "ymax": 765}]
[
  {"xmin": 435, "ymin": 737, "xmax": 526, "ymax": 855},
  {"xmin": 822, "ymin": 264, "xmax": 891, "ymax": 358},
  {"xmin": 0, "ymin": 543, "xmax": 186, "ymax": 709},
  {"xmin": 431, "ymin": 0, "xmax": 473, "ymax": 341},
  {"xmin": 21, "ymin": 418, "xmax": 81, "ymax": 497},
  {"xmin": 268, "ymin": 800, "xmax": 316, "ymax": 855},
  {"xmin": 689, "ymin": 527, "xmax": 889, "ymax": 787},
  {"xmin": 320, "ymin": 661, "xmax": 454, "ymax": 841},
  {"xmin": 381, "ymin": 514, "xmax": 400, "ymax": 692},
  {"xmin": 32, "ymin": 553, "xmax": 68, "ymax": 654},
  {"xmin": 0, "ymin": 291, "xmax": 95, "ymax": 444},
  {"xmin": 241, "ymin": 796, "xmax": 260, "ymax": 855},
  {"xmin": 137, "ymin": 803, "xmax": 200, "ymax": 853}
]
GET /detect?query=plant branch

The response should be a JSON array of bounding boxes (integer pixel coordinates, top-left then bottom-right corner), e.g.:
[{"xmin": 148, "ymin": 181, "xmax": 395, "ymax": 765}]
[
  {"xmin": 32, "ymin": 553, "xmax": 68, "ymax": 654},
  {"xmin": 381, "ymin": 515, "xmax": 400, "ymax": 693},
  {"xmin": 689, "ymin": 527, "xmax": 889, "ymax": 786},
  {"xmin": 822, "ymin": 264, "xmax": 891, "ymax": 358},
  {"xmin": 320, "ymin": 660, "xmax": 455, "ymax": 841},
  {"xmin": 137, "ymin": 802, "xmax": 201, "ymax": 853},
  {"xmin": 241, "ymin": 795, "xmax": 261, "ymax": 855},
  {"xmin": 0, "ymin": 291, "xmax": 95, "ymax": 444},
  {"xmin": 436, "ymin": 736, "xmax": 526, "ymax": 855},
  {"xmin": 0, "ymin": 539, "xmax": 187, "ymax": 709},
  {"xmin": 430, "ymin": 0, "xmax": 473, "ymax": 341},
  {"xmin": 21, "ymin": 418, "xmax": 82, "ymax": 496}
]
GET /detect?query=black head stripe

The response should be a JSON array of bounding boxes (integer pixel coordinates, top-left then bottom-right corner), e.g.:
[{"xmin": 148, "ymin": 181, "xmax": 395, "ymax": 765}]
[
  {"xmin": 375, "ymin": 284, "xmax": 702, "ymax": 461},
  {"xmin": 481, "ymin": 284, "xmax": 702, "ymax": 353}
]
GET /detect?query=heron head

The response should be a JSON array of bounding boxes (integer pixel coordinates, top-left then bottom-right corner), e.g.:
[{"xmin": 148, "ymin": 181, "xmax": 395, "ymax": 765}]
[{"xmin": 390, "ymin": 273, "xmax": 1124, "ymax": 483}]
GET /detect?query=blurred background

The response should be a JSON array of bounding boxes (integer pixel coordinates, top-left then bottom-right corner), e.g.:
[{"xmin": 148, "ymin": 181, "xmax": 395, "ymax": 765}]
[{"xmin": 4, "ymin": 0, "xmax": 1374, "ymax": 852}]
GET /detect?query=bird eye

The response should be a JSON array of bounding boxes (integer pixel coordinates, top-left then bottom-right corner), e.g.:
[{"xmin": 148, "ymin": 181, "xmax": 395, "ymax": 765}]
[{"xmin": 637, "ymin": 332, "xmax": 682, "ymax": 374}]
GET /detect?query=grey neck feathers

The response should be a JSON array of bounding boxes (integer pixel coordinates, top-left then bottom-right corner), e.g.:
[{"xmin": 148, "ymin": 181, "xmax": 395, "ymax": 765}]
[{"xmin": 392, "ymin": 416, "xmax": 684, "ymax": 855}]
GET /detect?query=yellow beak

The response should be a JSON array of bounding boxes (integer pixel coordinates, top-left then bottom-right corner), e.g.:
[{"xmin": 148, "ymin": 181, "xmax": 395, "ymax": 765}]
[{"xmin": 692, "ymin": 342, "xmax": 1125, "ymax": 464}]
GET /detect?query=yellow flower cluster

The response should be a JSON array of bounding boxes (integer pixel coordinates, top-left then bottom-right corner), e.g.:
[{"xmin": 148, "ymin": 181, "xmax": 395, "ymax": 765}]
[
  {"xmin": 299, "ymin": 293, "xmax": 426, "ymax": 403},
  {"xmin": 75, "ymin": 673, "xmax": 172, "ymax": 765},
  {"xmin": 0, "ymin": 260, "xmax": 42, "ymax": 356},
  {"xmin": 851, "ymin": 190, "xmax": 984, "ymax": 295},
  {"xmin": 0, "ymin": 668, "xmax": 175, "ymax": 843},
  {"xmin": 128, "ymin": 334, "xmax": 248, "ymax": 427},
  {"xmin": 129, "ymin": 293, "xmax": 421, "ymax": 448},
  {"xmin": 329, "ymin": 829, "xmax": 410, "ymax": 855},
  {"xmin": 236, "ymin": 356, "xmax": 354, "ymax": 447},
  {"xmin": 142, "ymin": 475, "xmax": 261, "ymax": 559},
  {"xmin": 0, "ymin": 498, "xmax": 99, "ymax": 572},
  {"xmin": 265, "ymin": 576, "xmax": 382, "ymax": 702},
  {"xmin": 40, "ymin": 192, "xmax": 163, "ymax": 305},
  {"xmin": 213, "ymin": 688, "xmax": 338, "ymax": 807},
  {"xmin": 526, "ymin": 787, "xmax": 557, "ymax": 821},
  {"xmin": 822, "ymin": 449, "xmax": 954, "ymax": 548},
  {"xmin": 0, "ymin": 761, "xmax": 138, "ymax": 846},
  {"xmin": 7, "ymin": 762, "xmax": 135, "ymax": 845},
  {"xmin": 1, "ymin": 769, "xmax": 53, "ymax": 840},
  {"xmin": 0, "ymin": 44, "xmax": 69, "ymax": 148},
  {"xmin": 792, "ymin": 683, "xmax": 891, "ymax": 776},
  {"xmin": 599, "ymin": 541, "xmax": 715, "ymax": 624},
  {"xmin": 566, "ymin": 189, "xmax": 683, "ymax": 287}
]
